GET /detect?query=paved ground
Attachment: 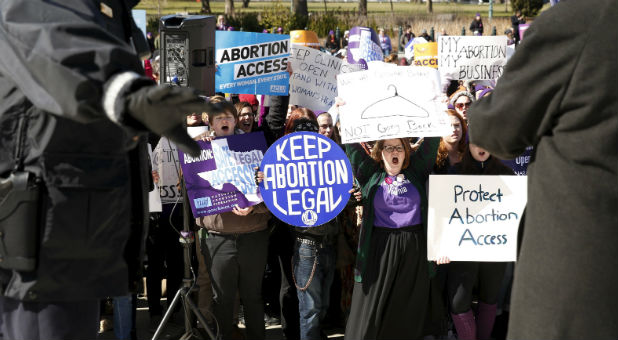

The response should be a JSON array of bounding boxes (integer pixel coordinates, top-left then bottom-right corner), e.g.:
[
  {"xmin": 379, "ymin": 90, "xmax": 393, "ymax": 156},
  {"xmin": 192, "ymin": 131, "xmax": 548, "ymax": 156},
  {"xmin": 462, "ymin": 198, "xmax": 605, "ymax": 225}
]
[{"xmin": 98, "ymin": 292, "xmax": 345, "ymax": 340}]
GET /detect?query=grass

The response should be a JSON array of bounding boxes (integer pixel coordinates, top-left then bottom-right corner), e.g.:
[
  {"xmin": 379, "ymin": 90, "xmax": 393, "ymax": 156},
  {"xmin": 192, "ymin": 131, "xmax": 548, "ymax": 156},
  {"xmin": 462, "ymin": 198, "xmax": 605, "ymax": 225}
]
[{"xmin": 136, "ymin": 0, "xmax": 516, "ymax": 17}]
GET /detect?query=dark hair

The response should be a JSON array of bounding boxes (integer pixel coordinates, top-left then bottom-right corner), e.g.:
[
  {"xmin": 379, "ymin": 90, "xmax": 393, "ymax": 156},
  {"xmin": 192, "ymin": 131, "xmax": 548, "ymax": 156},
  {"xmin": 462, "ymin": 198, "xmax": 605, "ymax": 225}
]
[
  {"xmin": 284, "ymin": 107, "xmax": 317, "ymax": 135},
  {"xmin": 370, "ymin": 138, "xmax": 412, "ymax": 170},
  {"xmin": 456, "ymin": 146, "xmax": 515, "ymax": 175},
  {"xmin": 436, "ymin": 110, "xmax": 468, "ymax": 168},
  {"xmin": 292, "ymin": 118, "xmax": 319, "ymax": 133}
]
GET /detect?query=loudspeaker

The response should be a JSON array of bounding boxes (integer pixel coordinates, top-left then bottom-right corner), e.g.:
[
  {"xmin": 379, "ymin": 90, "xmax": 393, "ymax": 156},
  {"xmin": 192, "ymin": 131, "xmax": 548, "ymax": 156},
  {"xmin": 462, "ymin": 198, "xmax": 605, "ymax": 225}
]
[{"xmin": 160, "ymin": 15, "xmax": 216, "ymax": 95}]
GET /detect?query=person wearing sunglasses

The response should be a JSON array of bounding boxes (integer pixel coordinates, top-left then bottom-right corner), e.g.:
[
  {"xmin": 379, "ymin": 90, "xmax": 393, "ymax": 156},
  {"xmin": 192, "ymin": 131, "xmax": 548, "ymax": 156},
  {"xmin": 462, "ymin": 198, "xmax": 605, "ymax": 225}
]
[
  {"xmin": 343, "ymin": 134, "xmax": 440, "ymax": 339},
  {"xmin": 449, "ymin": 87, "xmax": 475, "ymax": 123}
]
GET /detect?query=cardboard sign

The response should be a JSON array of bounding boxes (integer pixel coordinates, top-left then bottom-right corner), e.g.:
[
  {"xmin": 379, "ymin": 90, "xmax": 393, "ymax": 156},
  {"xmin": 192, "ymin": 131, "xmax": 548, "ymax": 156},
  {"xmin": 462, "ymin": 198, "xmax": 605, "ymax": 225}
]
[
  {"xmin": 288, "ymin": 44, "xmax": 356, "ymax": 112},
  {"xmin": 413, "ymin": 42, "xmax": 438, "ymax": 68},
  {"xmin": 152, "ymin": 138, "xmax": 182, "ymax": 204},
  {"xmin": 147, "ymin": 144, "xmax": 163, "ymax": 212},
  {"xmin": 215, "ymin": 31, "xmax": 290, "ymax": 95},
  {"xmin": 346, "ymin": 26, "xmax": 384, "ymax": 70},
  {"xmin": 178, "ymin": 132, "xmax": 268, "ymax": 217},
  {"xmin": 438, "ymin": 36, "xmax": 508, "ymax": 80},
  {"xmin": 427, "ymin": 175, "xmax": 527, "ymax": 262},
  {"xmin": 337, "ymin": 66, "xmax": 451, "ymax": 143},
  {"xmin": 259, "ymin": 132, "xmax": 353, "ymax": 227}
]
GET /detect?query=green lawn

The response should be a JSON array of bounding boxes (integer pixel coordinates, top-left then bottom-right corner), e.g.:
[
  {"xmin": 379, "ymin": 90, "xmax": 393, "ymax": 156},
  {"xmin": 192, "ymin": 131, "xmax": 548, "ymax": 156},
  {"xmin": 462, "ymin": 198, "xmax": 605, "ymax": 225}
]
[{"xmin": 136, "ymin": 0, "xmax": 516, "ymax": 17}]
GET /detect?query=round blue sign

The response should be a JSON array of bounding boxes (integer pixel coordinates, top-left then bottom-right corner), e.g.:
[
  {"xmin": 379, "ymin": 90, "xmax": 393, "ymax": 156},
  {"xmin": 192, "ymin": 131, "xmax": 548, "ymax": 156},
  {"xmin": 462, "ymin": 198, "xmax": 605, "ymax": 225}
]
[{"xmin": 259, "ymin": 132, "xmax": 353, "ymax": 227}]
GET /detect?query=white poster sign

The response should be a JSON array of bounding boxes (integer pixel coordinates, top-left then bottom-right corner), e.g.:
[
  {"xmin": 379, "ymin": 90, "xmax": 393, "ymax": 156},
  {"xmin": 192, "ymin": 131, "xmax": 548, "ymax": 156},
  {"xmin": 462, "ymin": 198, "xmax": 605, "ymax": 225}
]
[
  {"xmin": 147, "ymin": 144, "xmax": 163, "ymax": 212},
  {"xmin": 152, "ymin": 138, "xmax": 182, "ymax": 204},
  {"xmin": 428, "ymin": 175, "xmax": 527, "ymax": 262},
  {"xmin": 337, "ymin": 66, "xmax": 451, "ymax": 143},
  {"xmin": 289, "ymin": 44, "xmax": 357, "ymax": 112},
  {"xmin": 438, "ymin": 36, "xmax": 508, "ymax": 81}
]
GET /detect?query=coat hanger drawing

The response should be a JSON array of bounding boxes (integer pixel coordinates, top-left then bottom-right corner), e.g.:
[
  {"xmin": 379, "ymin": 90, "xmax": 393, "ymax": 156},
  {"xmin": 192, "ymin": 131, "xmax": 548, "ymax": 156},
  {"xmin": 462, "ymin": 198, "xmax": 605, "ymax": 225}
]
[{"xmin": 361, "ymin": 84, "xmax": 430, "ymax": 119}]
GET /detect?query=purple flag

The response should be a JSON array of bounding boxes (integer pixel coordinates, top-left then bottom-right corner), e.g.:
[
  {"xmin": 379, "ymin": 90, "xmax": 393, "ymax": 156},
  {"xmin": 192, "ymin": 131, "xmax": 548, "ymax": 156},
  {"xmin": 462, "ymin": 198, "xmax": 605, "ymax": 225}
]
[{"xmin": 346, "ymin": 26, "xmax": 384, "ymax": 70}]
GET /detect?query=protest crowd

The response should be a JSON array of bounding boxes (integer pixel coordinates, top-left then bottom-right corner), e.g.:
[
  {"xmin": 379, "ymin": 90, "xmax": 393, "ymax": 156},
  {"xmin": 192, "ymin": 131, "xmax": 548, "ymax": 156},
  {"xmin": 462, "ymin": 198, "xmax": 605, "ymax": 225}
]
[{"xmin": 0, "ymin": 1, "xmax": 616, "ymax": 340}]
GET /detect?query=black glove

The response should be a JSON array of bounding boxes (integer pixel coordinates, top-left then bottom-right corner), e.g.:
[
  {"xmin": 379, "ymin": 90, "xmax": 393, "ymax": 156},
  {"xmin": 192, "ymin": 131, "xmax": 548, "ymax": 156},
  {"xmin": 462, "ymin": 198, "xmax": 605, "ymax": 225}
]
[{"xmin": 125, "ymin": 85, "xmax": 209, "ymax": 157}]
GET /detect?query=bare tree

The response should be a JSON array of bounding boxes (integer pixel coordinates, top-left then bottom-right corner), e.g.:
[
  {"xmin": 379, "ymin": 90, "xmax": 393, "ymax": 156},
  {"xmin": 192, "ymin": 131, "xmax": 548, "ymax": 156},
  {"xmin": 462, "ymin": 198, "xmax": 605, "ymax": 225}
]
[
  {"xmin": 359, "ymin": 0, "xmax": 367, "ymax": 16},
  {"xmin": 225, "ymin": 0, "xmax": 235, "ymax": 16},
  {"xmin": 200, "ymin": 0, "xmax": 211, "ymax": 13},
  {"xmin": 242, "ymin": 0, "xmax": 250, "ymax": 8},
  {"xmin": 427, "ymin": 0, "xmax": 432, "ymax": 13}
]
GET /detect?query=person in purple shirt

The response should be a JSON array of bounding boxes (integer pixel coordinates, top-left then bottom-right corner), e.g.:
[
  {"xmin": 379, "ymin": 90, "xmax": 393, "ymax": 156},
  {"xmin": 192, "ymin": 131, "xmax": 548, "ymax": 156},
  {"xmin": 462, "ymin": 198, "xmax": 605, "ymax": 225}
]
[{"xmin": 343, "ymin": 136, "xmax": 440, "ymax": 339}]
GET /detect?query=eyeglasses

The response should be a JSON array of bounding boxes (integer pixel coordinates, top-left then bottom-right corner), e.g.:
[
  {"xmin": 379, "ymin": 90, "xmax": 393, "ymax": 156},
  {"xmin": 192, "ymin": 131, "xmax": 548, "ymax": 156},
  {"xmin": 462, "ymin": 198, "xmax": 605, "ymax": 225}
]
[
  {"xmin": 383, "ymin": 145, "xmax": 404, "ymax": 153},
  {"xmin": 455, "ymin": 102, "xmax": 471, "ymax": 110},
  {"xmin": 239, "ymin": 112, "xmax": 255, "ymax": 119}
]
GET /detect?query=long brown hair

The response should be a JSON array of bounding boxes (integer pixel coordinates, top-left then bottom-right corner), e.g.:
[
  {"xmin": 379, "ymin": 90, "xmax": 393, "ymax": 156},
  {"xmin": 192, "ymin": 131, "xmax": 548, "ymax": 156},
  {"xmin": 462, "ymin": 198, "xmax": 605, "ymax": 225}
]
[
  {"xmin": 436, "ymin": 109, "xmax": 467, "ymax": 168},
  {"xmin": 370, "ymin": 138, "xmax": 412, "ymax": 170}
]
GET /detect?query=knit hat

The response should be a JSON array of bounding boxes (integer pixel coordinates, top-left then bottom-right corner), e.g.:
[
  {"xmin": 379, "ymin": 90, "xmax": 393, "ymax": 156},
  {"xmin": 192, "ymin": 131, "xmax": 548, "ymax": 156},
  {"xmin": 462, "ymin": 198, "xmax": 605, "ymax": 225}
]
[
  {"xmin": 329, "ymin": 30, "xmax": 334, "ymax": 36},
  {"xmin": 449, "ymin": 86, "xmax": 475, "ymax": 107},
  {"xmin": 238, "ymin": 94, "xmax": 259, "ymax": 106}
]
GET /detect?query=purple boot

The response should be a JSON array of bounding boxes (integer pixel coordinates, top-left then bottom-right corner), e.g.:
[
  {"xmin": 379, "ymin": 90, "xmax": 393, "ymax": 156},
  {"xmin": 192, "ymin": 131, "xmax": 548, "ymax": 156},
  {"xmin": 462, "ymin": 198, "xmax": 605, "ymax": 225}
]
[
  {"xmin": 451, "ymin": 310, "xmax": 476, "ymax": 340},
  {"xmin": 476, "ymin": 302, "xmax": 498, "ymax": 340}
]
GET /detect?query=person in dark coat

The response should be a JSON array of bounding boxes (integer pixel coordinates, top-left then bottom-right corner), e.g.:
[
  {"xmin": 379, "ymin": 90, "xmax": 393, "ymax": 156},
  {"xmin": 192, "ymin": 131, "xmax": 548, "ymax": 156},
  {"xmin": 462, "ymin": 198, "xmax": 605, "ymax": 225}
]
[
  {"xmin": 510, "ymin": 10, "xmax": 526, "ymax": 44},
  {"xmin": 469, "ymin": 13, "xmax": 484, "ymax": 36},
  {"xmin": 467, "ymin": 0, "xmax": 618, "ymax": 338},
  {"xmin": 0, "ymin": 1, "xmax": 205, "ymax": 339}
]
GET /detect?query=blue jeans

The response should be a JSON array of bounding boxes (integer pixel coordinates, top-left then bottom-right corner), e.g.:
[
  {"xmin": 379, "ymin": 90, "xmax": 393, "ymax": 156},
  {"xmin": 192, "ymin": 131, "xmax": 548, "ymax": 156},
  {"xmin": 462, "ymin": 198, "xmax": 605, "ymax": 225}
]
[
  {"xmin": 293, "ymin": 240, "xmax": 336, "ymax": 340},
  {"xmin": 113, "ymin": 295, "xmax": 133, "ymax": 340}
]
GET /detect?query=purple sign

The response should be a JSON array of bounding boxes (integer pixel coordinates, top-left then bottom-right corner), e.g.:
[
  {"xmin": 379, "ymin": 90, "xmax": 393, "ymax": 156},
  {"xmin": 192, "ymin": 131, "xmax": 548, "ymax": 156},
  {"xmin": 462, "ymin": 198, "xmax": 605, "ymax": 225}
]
[
  {"xmin": 501, "ymin": 146, "xmax": 533, "ymax": 176},
  {"xmin": 346, "ymin": 26, "xmax": 384, "ymax": 70},
  {"xmin": 178, "ymin": 132, "xmax": 268, "ymax": 217}
]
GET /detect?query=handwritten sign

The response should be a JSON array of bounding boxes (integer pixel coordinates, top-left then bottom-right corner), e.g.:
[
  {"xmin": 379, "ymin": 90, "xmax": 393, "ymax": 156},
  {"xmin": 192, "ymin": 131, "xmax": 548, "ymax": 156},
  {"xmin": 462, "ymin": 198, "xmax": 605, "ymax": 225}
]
[
  {"xmin": 337, "ymin": 66, "xmax": 451, "ymax": 143},
  {"xmin": 178, "ymin": 132, "xmax": 268, "ymax": 217},
  {"xmin": 152, "ymin": 138, "xmax": 182, "ymax": 204},
  {"xmin": 215, "ymin": 31, "xmax": 290, "ymax": 95},
  {"xmin": 427, "ymin": 175, "xmax": 527, "ymax": 262},
  {"xmin": 438, "ymin": 36, "xmax": 507, "ymax": 80},
  {"xmin": 259, "ymin": 132, "xmax": 353, "ymax": 227},
  {"xmin": 288, "ymin": 44, "xmax": 356, "ymax": 112}
]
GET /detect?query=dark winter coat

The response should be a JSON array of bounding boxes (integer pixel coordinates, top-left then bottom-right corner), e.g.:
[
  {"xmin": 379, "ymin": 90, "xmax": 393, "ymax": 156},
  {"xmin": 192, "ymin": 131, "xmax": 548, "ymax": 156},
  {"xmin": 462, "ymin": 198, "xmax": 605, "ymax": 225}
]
[
  {"xmin": 0, "ymin": 0, "xmax": 150, "ymax": 302},
  {"xmin": 468, "ymin": 0, "xmax": 618, "ymax": 338}
]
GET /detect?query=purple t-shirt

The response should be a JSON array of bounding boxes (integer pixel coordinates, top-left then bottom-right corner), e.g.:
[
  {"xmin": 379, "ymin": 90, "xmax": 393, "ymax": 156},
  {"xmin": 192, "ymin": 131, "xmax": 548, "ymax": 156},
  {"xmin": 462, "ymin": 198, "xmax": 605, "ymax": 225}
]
[{"xmin": 373, "ymin": 174, "xmax": 422, "ymax": 228}]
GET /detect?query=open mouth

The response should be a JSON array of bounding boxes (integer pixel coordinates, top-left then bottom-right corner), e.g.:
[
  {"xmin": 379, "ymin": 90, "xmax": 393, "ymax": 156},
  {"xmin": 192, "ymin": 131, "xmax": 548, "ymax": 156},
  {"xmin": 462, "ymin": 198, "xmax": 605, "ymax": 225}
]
[
  {"xmin": 221, "ymin": 125, "xmax": 230, "ymax": 132},
  {"xmin": 392, "ymin": 156, "xmax": 399, "ymax": 165},
  {"xmin": 241, "ymin": 121, "xmax": 252, "ymax": 127},
  {"xmin": 477, "ymin": 151, "xmax": 486, "ymax": 157}
]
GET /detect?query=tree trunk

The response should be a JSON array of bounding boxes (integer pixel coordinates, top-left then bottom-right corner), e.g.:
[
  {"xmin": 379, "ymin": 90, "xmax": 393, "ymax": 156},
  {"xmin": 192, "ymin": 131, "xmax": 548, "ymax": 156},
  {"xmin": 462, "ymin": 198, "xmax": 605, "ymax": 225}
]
[
  {"xmin": 242, "ymin": 0, "xmax": 250, "ymax": 8},
  {"xmin": 200, "ymin": 0, "xmax": 211, "ymax": 13},
  {"xmin": 225, "ymin": 0, "xmax": 234, "ymax": 16},
  {"xmin": 293, "ymin": 0, "xmax": 308, "ymax": 17},
  {"xmin": 359, "ymin": 0, "xmax": 367, "ymax": 16},
  {"xmin": 426, "ymin": 0, "xmax": 432, "ymax": 13},
  {"xmin": 323, "ymin": 0, "xmax": 327, "ymax": 12}
]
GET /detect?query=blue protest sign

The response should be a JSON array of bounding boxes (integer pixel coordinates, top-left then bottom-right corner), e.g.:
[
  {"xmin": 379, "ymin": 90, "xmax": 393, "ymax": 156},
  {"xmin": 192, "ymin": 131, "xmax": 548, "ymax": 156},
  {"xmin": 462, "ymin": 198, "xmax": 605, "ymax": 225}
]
[
  {"xmin": 178, "ymin": 132, "xmax": 268, "ymax": 217},
  {"xmin": 259, "ymin": 132, "xmax": 353, "ymax": 227},
  {"xmin": 215, "ymin": 31, "xmax": 290, "ymax": 95}
]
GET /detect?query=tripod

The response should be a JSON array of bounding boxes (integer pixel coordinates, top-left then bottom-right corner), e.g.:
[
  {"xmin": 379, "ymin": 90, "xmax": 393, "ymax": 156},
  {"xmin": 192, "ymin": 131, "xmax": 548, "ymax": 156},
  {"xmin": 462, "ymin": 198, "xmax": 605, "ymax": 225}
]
[{"xmin": 151, "ymin": 179, "xmax": 217, "ymax": 340}]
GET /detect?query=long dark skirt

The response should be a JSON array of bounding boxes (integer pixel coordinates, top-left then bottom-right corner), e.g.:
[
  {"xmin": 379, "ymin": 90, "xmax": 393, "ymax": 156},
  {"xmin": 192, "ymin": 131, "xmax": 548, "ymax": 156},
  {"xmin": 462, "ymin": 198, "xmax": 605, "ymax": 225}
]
[{"xmin": 344, "ymin": 225, "xmax": 430, "ymax": 340}]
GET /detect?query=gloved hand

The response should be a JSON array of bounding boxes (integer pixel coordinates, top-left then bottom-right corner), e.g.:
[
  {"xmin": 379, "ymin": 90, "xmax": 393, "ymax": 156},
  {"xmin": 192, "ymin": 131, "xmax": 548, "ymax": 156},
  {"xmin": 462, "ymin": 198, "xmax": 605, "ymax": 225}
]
[{"xmin": 125, "ymin": 85, "xmax": 209, "ymax": 156}]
